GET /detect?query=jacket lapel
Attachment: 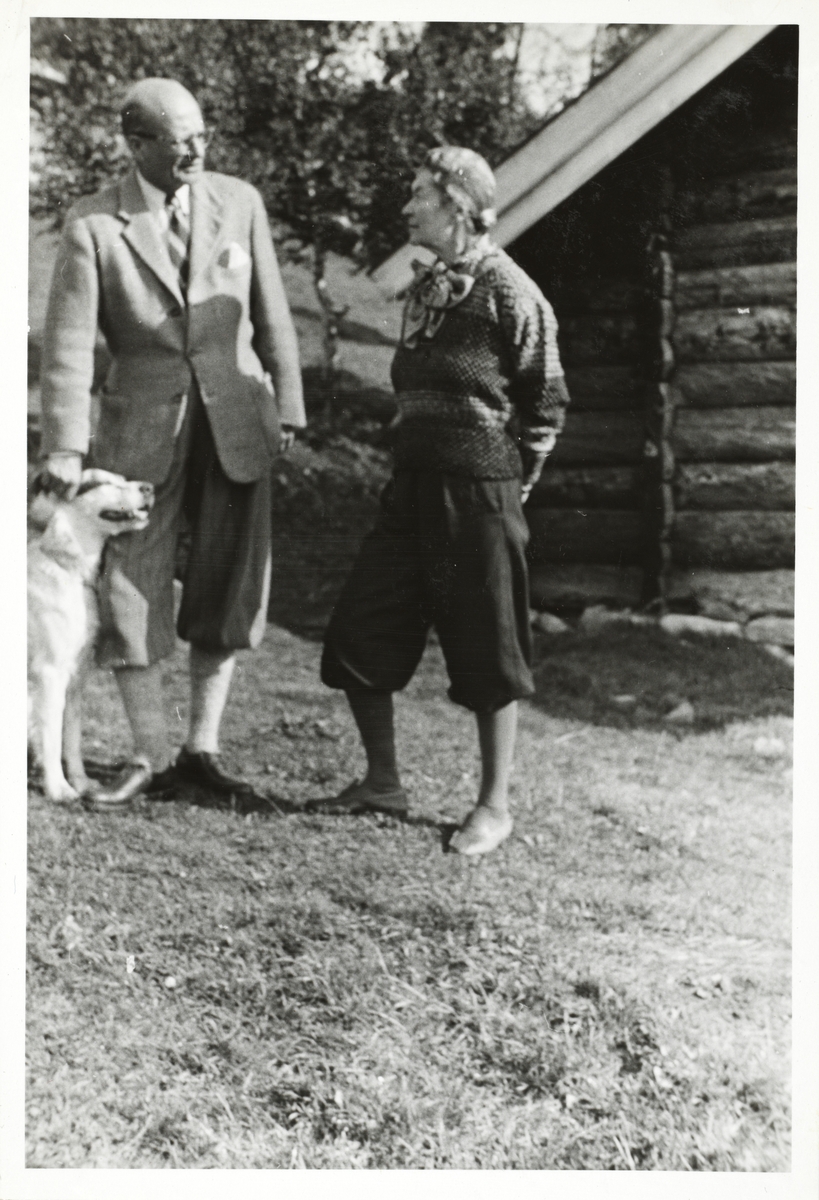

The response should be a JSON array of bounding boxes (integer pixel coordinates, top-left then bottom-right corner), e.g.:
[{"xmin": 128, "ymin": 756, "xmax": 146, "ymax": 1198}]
[
  {"xmin": 188, "ymin": 175, "xmax": 224, "ymax": 294},
  {"xmin": 116, "ymin": 170, "xmax": 185, "ymax": 307}
]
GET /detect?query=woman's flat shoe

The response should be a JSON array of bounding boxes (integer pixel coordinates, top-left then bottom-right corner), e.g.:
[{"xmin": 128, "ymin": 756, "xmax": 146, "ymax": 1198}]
[
  {"xmin": 450, "ymin": 809, "xmax": 513, "ymax": 856},
  {"xmin": 305, "ymin": 780, "xmax": 408, "ymax": 817},
  {"xmin": 82, "ymin": 761, "xmax": 153, "ymax": 811}
]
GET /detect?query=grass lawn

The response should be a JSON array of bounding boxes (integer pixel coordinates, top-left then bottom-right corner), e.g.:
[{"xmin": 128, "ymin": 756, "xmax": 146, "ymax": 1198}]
[{"xmin": 26, "ymin": 618, "xmax": 792, "ymax": 1169}]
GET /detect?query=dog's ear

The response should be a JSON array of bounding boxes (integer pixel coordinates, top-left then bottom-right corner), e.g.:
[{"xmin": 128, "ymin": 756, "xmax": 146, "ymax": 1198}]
[
  {"xmin": 28, "ymin": 491, "xmax": 58, "ymax": 530},
  {"xmin": 76, "ymin": 479, "xmax": 105, "ymax": 496}
]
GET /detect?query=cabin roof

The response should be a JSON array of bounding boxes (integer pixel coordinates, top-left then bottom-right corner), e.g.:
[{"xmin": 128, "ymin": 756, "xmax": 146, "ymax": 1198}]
[{"xmin": 373, "ymin": 24, "xmax": 777, "ymax": 297}]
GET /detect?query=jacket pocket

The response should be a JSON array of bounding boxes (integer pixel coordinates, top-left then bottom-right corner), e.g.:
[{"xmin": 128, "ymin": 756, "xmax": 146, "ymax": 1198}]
[{"xmin": 217, "ymin": 242, "xmax": 251, "ymax": 271}]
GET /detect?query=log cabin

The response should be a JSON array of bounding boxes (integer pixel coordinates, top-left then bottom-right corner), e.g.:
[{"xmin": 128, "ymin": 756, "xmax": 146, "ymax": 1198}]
[{"xmin": 375, "ymin": 24, "xmax": 797, "ymax": 644}]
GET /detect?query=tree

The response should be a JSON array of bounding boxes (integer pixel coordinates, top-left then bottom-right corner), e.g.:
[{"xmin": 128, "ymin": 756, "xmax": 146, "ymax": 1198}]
[
  {"xmin": 347, "ymin": 22, "xmax": 543, "ymax": 268},
  {"xmin": 220, "ymin": 22, "xmax": 377, "ymax": 424},
  {"xmin": 31, "ymin": 19, "xmax": 547, "ymax": 259},
  {"xmin": 29, "ymin": 20, "xmax": 571, "ymax": 420},
  {"xmin": 30, "ymin": 19, "xmax": 378, "ymax": 424},
  {"xmin": 590, "ymin": 25, "xmax": 659, "ymax": 80}
]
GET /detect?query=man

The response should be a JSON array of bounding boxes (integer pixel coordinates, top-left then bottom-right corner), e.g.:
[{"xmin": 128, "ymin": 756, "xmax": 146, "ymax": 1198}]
[{"xmin": 39, "ymin": 78, "xmax": 306, "ymax": 809}]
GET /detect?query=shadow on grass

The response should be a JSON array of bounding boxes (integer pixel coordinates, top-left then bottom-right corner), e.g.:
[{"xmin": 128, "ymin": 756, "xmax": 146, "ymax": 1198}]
[
  {"xmin": 292, "ymin": 797, "xmax": 459, "ymax": 851},
  {"xmin": 530, "ymin": 624, "xmax": 793, "ymax": 733}
]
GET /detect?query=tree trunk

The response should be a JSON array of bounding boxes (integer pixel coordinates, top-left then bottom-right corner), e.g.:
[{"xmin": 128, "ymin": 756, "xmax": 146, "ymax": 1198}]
[
  {"xmin": 675, "ymin": 261, "xmax": 795, "ymax": 311},
  {"xmin": 673, "ymin": 306, "xmax": 795, "ymax": 363},
  {"xmin": 526, "ymin": 509, "xmax": 644, "ymax": 565},
  {"xmin": 672, "ymin": 216, "xmax": 796, "ymax": 270},
  {"xmin": 673, "ymin": 406, "xmax": 795, "ymax": 463},
  {"xmin": 675, "ymin": 461, "xmax": 795, "ymax": 511},
  {"xmin": 312, "ymin": 241, "xmax": 349, "ymax": 431},
  {"xmin": 674, "ymin": 361, "xmax": 795, "ymax": 408},
  {"xmin": 671, "ymin": 511, "xmax": 794, "ymax": 569}
]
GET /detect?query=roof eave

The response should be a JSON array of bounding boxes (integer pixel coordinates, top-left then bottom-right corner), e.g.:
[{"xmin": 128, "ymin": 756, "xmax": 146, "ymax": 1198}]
[{"xmin": 373, "ymin": 24, "xmax": 777, "ymax": 298}]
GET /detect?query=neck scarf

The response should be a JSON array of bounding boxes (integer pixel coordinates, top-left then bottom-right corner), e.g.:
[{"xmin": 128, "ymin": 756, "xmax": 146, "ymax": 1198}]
[{"xmin": 401, "ymin": 240, "xmax": 494, "ymax": 349}]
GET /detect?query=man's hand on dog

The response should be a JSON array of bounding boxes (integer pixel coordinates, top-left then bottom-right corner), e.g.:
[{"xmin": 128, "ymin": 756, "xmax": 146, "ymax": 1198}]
[
  {"xmin": 40, "ymin": 453, "xmax": 83, "ymax": 500},
  {"xmin": 41, "ymin": 430, "xmax": 295, "ymax": 499}
]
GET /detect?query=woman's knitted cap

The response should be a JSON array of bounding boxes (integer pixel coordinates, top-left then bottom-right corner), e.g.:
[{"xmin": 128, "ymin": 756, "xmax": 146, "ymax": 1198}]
[{"xmin": 424, "ymin": 146, "xmax": 497, "ymax": 233}]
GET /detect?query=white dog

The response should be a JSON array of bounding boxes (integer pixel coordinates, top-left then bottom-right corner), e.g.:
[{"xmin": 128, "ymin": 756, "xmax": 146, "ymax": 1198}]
[{"xmin": 28, "ymin": 469, "xmax": 154, "ymax": 802}]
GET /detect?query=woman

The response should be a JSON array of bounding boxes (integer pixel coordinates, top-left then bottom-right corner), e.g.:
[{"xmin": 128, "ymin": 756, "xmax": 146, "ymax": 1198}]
[{"xmin": 313, "ymin": 146, "xmax": 570, "ymax": 855}]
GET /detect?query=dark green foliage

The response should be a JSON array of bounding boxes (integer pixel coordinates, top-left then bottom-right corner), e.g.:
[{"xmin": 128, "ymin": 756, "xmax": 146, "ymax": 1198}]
[
  {"xmin": 30, "ymin": 19, "xmax": 543, "ymax": 266},
  {"xmin": 346, "ymin": 22, "xmax": 542, "ymax": 265},
  {"xmin": 589, "ymin": 24, "xmax": 659, "ymax": 79},
  {"xmin": 30, "ymin": 19, "xmax": 549, "ymax": 410}
]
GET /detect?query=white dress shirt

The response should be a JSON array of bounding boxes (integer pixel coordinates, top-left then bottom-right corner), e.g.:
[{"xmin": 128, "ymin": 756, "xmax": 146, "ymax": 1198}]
[{"xmin": 135, "ymin": 170, "xmax": 190, "ymax": 235}]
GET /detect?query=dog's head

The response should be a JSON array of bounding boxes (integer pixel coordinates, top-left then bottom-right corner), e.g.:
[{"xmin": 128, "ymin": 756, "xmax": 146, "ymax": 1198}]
[
  {"xmin": 29, "ymin": 469, "xmax": 154, "ymax": 538},
  {"xmin": 73, "ymin": 469, "xmax": 154, "ymax": 535}
]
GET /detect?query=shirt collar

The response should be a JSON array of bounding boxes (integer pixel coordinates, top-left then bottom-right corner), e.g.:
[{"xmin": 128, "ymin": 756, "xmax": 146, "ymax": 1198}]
[{"xmin": 135, "ymin": 169, "xmax": 190, "ymax": 216}]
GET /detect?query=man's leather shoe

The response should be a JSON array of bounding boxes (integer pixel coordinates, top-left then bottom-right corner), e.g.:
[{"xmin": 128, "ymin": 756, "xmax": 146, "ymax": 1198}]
[
  {"xmin": 143, "ymin": 763, "xmax": 180, "ymax": 800},
  {"xmin": 174, "ymin": 747, "xmax": 254, "ymax": 796},
  {"xmin": 82, "ymin": 760, "xmax": 152, "ymax": 812}
]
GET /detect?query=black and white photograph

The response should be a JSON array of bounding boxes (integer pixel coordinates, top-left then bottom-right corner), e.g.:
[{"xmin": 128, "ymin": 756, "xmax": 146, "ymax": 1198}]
[{"xmin": 3, "ymin": 1, "xmax": 817, "ymax": 1189}]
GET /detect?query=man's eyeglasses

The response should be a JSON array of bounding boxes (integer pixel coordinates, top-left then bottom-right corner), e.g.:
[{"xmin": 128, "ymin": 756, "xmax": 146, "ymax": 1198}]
[{"xmin": 131, "ymin": 128, "xmax": 214, "ymax": 153}]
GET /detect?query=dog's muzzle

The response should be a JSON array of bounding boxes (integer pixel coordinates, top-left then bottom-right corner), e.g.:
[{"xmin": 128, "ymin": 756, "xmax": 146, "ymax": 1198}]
[{"xmin": 100, "ymin": 483, "xmax": 155, "ymax": 523}]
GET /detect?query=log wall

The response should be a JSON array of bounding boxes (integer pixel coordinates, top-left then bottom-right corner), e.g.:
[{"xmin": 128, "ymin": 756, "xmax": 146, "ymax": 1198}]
[
  {"xmin": 668, "ymin": 138, "xmax": 797, "ymax": 584},
  {"xmin": 516, "ymin": 28, "xmax": 796, "ymax": 618},
  {"xmin": 674, "ymin": 361, "xmax": 795, "ymax": 408}
]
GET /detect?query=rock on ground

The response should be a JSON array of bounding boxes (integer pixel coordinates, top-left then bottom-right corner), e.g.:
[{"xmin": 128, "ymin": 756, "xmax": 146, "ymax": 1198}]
[
  {"xmin": 745, "ymin": 616, "xmax": 794, "ymax": 647},
  {"xmin": 660, "ymin": 613, "xmax": 743, "ymax": 639}
]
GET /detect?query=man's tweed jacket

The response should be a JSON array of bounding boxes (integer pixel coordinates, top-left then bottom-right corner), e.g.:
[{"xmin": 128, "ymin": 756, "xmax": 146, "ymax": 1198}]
[{"xmin": 40, "ymin": 168, "xmax": 305, "ymax": 485}]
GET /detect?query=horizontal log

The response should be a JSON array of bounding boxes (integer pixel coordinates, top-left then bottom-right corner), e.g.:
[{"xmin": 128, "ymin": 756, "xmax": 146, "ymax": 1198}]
[
  {"xmin": 550, "ymin": 412, "xmax": 645, "ymax": 467},
  {"xmin": 745, "ymin": 616, "xmax": 794, "ymax": 646},
  {"xmin": 527, "ymin": 509, "xmax": 644, "ymax": 566},
  {"xmin": 530, "ymin": 564, "xmax": 643, "ymax": 611},
  {"xmin": 675, "ymin": 167, "xmax": 797, "ymax": 225},
  {"xmin": 675, "ymin": 262, "xmax": 796, "ymax": 311},
  {"xmin": 673, "ymin": 216, "xmax": 796, "ymax": 270},
  {"xmin": 558, "ymin": 313, "xmax": 641, "ymax": 368},
  {"xmin": 708, "ymin": 127, "xmax": 797, "ymax": 175},
  {"xmin": 671, "ymin": 511, "xmax": 794, "ymax": 570},
  {"xmin": 673, "ymin": 306, "xmax": 795, "ymax": 364},
  {"xmin": 529, "ymin": 466, "xmax": 642, "ymax": 509},
  {"xmin": 673, "ymin": 406, "xmax": 795, "ymax": 463},
  {"xmin": 551, "ymin": 277, "xmax": 641, "ymax": 316},
  {"xmin": 675, "ymin": 462, "xmax": 795, "ymax": 511},
  {"xmin": 666, "ymin": 568, "xmax": 794, "ymax": 618},
  {"xmin": 675, "ymin": 361, "xmax": 795, "ymax": 408},
  {"xmin": 562, "ymin": 366, "xmax": 643, "ymax": 412}
]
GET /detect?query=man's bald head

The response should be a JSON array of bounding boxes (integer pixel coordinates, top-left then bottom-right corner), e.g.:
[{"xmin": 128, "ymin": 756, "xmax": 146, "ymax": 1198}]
[
  {"xmin": 121, "ymin": 78, "xmax": 201, "ymax": 138},
  {"xmin": 121, "ymin": 78, "xmax": 208, "ymax": 194}
]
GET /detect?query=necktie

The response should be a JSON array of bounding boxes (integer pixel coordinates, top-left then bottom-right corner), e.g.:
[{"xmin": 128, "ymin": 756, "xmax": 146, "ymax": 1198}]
[{"xmin": 165, "ymin": 192, "xmax": 190, "ymax": 294}]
